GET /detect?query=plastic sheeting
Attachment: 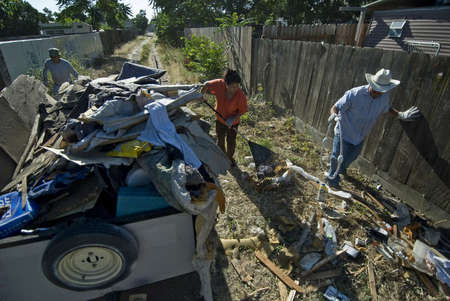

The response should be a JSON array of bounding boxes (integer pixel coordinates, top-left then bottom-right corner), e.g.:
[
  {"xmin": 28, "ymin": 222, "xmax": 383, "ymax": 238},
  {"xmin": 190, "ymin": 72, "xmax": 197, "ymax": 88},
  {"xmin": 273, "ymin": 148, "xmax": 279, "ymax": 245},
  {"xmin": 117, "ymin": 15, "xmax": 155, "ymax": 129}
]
[
  {"xmin": 116, "ymin": 62, "xmax": 166, "ymax": 81},
  {"xmin": 138, "ymin": 102, "xmax": 201, "ymax": 169},
  {"xmin": 137, "ymin": 150, "xmax": 219, "ymax": 301}
]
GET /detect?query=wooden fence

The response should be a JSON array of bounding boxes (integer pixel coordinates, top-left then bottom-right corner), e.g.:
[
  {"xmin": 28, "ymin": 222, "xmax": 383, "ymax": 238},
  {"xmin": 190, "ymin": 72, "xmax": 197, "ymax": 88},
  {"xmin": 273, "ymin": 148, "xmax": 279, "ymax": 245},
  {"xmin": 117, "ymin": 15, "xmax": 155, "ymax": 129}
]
[
  {"xmin": 186, "ymin": 26, "xmax": 450, "ymax": 222},
  {"xmin": 251, "ymin": 39, "xmax": 450, "ymax": 221},
  {"xmin": 184, "ymin": 27, "xmax": 252, "ymax": 93},
  {"xmin": 261, "ymin": 24, "xmax": 367, "ymax": 45}
]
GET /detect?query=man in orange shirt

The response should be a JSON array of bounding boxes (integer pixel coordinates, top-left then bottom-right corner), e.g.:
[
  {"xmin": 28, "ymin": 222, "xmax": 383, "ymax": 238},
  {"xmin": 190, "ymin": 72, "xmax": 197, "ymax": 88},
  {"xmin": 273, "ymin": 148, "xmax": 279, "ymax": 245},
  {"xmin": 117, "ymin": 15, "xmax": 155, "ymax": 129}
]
[{"xmin": 202, "ymin": 69, "xmax": 248, "ymax": 166}]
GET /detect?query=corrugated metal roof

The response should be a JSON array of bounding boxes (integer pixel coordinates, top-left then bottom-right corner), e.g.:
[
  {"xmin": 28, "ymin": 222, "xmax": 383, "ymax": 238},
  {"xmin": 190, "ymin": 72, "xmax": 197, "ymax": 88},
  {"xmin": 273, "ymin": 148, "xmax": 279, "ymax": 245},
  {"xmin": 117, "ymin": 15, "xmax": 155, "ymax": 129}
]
[{"xmin": 364, "ymin": 6, "xmax": 450, "ymax": 56}]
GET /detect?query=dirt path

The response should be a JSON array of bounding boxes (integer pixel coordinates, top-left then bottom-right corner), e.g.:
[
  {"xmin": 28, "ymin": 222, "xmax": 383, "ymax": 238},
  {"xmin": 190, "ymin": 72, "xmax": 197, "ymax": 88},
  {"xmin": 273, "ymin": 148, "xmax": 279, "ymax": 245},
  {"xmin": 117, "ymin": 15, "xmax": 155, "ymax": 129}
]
[{"xmin": 127, "ymin": 36, "xmax": 151, "ymax": 62}]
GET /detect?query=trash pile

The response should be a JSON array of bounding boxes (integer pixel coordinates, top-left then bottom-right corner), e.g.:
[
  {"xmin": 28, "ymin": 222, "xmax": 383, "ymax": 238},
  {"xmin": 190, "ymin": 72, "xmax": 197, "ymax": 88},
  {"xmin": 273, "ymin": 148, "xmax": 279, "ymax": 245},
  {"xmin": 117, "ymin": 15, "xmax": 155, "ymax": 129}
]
[
  {"xmin": 0, "ymin": 62, "xmax": 230, "ymax": 301},
  {"xmin": 218, "ymin": 155, "xmax": 450, "ymax": 300}
]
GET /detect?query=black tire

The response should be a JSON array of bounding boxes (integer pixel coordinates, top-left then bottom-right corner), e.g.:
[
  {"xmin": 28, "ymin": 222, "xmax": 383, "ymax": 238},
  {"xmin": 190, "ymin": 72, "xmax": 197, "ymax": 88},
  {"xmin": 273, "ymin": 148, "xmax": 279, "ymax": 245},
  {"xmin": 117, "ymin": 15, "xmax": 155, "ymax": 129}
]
[{"xmin": 42, "ymin": 222, "xmax": 138, "ymax": 291}]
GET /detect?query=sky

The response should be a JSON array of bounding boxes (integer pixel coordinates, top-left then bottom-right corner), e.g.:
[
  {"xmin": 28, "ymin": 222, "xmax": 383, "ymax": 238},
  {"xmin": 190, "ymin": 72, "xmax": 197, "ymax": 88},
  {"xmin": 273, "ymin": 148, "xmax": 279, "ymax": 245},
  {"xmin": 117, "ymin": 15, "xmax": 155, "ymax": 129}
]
[{"xmin": 27, "ymin": 0, "xmax": 155, "ymax": 19}]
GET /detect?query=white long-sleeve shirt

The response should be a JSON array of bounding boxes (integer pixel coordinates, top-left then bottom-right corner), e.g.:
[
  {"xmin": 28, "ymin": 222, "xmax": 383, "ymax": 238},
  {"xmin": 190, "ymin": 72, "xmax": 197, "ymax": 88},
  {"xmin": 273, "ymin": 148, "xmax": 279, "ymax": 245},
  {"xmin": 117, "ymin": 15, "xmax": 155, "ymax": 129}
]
[{"xmin": 43, "ymin": 58, "xmax": 79, "ymax": 86}]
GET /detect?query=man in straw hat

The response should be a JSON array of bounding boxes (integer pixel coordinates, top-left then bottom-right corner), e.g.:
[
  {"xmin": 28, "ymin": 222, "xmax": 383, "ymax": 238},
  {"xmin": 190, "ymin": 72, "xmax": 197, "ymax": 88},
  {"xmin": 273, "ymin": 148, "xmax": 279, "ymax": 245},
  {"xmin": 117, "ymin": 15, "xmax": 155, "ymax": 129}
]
[
  {"xmin": 43, "ymin": 48, "xmax": 79, "ymax": 97},
  {"xmin": 326, "ymin": 68, "xmax": 421, "ymax": 188}
]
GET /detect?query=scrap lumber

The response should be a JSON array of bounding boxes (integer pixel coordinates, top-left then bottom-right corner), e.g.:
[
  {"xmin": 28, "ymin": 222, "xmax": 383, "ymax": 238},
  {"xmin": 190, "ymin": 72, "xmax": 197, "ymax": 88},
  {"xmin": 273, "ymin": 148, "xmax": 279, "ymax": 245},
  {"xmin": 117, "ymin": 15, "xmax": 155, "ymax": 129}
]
[
  {"xmin": 13, "ymin": 114, "xmax": 40, "ymax": 178},
  {"xmin": 21, "ymin": 176, "xmax": 27, "ymax": 209},
  {"xmin": 286, "ymin": 280, "xmax": 299, "ymax": 301},
  {"xmin": 278, "ymin": 280, "xmax": 288, "ymax": 301},
  {"xmin": 300, "ymin": 250, "xmax": 346, "ymax": 278},
  {"xmin": 255, "ymin": 250, "xmax": 303, "ymax": 293},
  {"xmin": 221, "ymin": 237, "xmax": 261, "ymax": 250},
  {"xmin": 415, "ymin": 271, "xmax": 438, "ymax": 297},
  {"xmin": 364, "ymin": 191, "xmax": 386, "ymax": 211},
  {"xmin": 244, "ymin": 286, "xmax": 269, "ymax": 299},
  {"xmin": 28, "ymin": 130, "xmax": 46, "ymax": 161},
  {"xmin": 350, "ymin": 197, "xmax": 381, "ymax": 221},
  {"xmin": 367, "ymin": 261, "xmax": 378, "ymax": 301}
]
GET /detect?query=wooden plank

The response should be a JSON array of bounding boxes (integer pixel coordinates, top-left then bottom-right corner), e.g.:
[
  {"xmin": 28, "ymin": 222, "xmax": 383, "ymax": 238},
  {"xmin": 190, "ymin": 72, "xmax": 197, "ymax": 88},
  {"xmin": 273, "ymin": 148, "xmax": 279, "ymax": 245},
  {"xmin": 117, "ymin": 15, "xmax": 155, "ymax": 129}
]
[
  {"xmin": 300, "ymin": 250, "xmax": 346, "ymax": 278},
  {"xmin": 367, "ymin": 261, "xmax": 378, "ymax": 301},
  {"xmin": 291, "ymin": 41, "xmax": 305, "ymax": 113},
  {"xmin": 13, "ymin": 114, "xmax": 40, "ymax": 179},
  {"xmin": 415, "ymin": 271, "xmax": 438, "ymax": 297},
  {"xmin": 314, "ymin": 43, "xmax": 336, "ymax": 132},
  {"xmin": 255, "ymin": 250, "xmax": 303, "ymax": 293},
  {"xmin": 351, "ymin": 197, "xmax": 381, "ymax": 221},
  {"xmin": 21, "ymin": 176, "xmax": 27, "ymax": 209},
  {"xmin": 278, "ymin": 280, "xmax": 288, "ymax": 301}
]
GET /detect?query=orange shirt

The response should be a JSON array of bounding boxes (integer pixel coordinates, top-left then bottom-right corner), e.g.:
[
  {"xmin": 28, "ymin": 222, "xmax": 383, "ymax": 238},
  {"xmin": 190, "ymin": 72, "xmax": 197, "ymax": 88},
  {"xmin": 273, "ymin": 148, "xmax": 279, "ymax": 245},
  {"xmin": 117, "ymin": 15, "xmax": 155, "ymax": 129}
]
[{"xmin": 207, "ymin": 79, "xmax": 248, "ymax": 125}]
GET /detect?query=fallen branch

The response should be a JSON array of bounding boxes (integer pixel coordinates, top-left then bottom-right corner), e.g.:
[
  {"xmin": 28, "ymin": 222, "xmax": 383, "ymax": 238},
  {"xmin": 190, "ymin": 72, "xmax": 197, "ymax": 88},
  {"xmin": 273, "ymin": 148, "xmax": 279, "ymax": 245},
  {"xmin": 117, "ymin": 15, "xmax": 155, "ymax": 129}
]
[{"xmin": 245, "ymin": 286, "xmax": 270, "ymax": 299}]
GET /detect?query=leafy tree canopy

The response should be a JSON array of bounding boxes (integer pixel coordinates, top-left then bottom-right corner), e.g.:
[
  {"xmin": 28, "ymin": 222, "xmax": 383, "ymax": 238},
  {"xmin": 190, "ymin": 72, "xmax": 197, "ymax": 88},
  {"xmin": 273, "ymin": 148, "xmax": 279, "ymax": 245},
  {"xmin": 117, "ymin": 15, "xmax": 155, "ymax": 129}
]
[
  {"xmin": 56, "ymin": 0, "xmax": 132, "ymax": 30},
  {"xmin": 150, "ymin": 0, "xmax": 370, "ymax": 44},
  {"xmin": 132, "ymin": 10, "xmax": 149, "ymax": 34},
  {"xmin": 0, "ymin": 0, "xmax": 42, "ymax": 37}
]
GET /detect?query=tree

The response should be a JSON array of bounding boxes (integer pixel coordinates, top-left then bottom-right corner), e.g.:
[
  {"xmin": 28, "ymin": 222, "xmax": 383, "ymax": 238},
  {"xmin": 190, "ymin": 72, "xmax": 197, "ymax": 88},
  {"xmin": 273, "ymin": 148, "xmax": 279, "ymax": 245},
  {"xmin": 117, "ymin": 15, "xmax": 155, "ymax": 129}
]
[
  {"xmin": 55, "ymin": 0, "xmax": 131, "ymax": 30},
  {"xmin": 133, "ymin": 10, "xmax": 149, "ymax": 34},
  {"xmin": 43, "ymin": 8, "xmax": 55, "ymax": 22},
  {"xmin": 0, "ymin": 0, "xmax": 41, "ymax": 37}
]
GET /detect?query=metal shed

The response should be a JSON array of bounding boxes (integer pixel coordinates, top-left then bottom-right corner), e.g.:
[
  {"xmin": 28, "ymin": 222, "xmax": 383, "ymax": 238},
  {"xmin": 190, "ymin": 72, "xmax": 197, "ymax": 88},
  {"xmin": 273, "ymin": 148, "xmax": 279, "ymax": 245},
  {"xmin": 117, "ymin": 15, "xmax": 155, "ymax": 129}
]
[{"xmin": 363, "ymin": 6, "xmax": 450, "ymax": 56}]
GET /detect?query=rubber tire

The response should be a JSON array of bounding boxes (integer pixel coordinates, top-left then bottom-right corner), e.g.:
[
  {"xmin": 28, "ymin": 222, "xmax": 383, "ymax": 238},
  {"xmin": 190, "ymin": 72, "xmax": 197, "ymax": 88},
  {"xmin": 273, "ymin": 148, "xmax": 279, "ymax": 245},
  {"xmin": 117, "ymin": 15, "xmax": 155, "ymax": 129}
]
[{"xmin": 42, "ymin": 222, "xmax": 138, "ymax": 291}]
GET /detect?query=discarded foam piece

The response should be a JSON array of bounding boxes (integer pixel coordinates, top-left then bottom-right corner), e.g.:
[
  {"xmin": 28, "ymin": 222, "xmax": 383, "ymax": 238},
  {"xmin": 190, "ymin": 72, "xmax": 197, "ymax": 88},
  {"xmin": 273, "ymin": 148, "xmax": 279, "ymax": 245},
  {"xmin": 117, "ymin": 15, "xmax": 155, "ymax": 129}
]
[
  {"xmin": 0, "ymin": 75, "xmax": 56, "ymax": 129},
  {"xmin": 220, "ymin": 236, "xmax": 261, "ymax": 250}
]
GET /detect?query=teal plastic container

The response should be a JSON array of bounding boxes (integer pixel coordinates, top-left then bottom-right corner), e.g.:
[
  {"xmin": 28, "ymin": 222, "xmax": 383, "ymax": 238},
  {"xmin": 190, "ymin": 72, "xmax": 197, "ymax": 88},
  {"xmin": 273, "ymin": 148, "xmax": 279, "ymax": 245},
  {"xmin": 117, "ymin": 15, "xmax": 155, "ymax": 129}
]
[{"xmin": 116, "ymin": 185, "xmax": 170, "ymax": 217}]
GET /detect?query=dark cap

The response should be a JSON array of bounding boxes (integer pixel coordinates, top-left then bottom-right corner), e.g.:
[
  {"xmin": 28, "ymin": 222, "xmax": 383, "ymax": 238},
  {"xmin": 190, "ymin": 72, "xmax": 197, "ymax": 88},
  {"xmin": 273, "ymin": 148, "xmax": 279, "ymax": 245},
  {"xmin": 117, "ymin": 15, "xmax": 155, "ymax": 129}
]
[{"xmin": 48, "ymin": 48, "xmax": 60, "ymax": 57}]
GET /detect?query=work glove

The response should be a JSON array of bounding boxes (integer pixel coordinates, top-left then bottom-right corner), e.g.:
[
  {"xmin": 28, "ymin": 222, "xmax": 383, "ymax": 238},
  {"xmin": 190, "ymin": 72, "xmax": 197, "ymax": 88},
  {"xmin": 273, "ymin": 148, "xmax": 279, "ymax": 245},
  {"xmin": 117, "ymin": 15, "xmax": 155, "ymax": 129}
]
[
  {"xmin": 328, "ymin": 113, "xmax": 337, "ymax": 123},
  {"xmin": 398, "ymin": 106, "xmax": 422, "ymax": 121},
  {"xmin": 225, "ymin": 115, "xmax": 238, "ymax": 127}
]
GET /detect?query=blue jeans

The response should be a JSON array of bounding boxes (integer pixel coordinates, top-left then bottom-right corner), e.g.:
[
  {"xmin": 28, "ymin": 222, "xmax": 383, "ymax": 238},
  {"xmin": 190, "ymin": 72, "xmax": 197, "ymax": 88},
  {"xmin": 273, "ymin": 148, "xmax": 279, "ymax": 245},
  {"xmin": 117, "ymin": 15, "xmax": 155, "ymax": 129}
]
[{"xmin": 327, "ymin": 135, "xmax": 364, "ymax": 186}]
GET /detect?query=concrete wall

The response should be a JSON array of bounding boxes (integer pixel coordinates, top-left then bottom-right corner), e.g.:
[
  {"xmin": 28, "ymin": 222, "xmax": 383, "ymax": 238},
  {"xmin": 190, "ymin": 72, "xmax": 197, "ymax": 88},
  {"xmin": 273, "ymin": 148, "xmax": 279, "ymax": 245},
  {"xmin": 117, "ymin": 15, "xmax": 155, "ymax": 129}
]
[
  {"xmin": 100, "ymin": 29, "xmax": 138, "ymax": 55},
  {"xmin": 251, "ymin": 39, "xmax": 450, "ymax": 226},
  {"xmin": 0, "ymin": 32, "xmax": 104, "ymax": 87}
]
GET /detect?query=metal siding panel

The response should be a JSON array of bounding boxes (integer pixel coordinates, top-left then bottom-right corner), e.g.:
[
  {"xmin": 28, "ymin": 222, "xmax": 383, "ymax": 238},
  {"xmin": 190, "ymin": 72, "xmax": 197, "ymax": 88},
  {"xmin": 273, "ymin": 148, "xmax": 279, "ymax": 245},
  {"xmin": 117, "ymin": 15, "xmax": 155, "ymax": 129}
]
[{"xmin": 364, "ymin": 7, "xmax": 450, "ymax": 56}]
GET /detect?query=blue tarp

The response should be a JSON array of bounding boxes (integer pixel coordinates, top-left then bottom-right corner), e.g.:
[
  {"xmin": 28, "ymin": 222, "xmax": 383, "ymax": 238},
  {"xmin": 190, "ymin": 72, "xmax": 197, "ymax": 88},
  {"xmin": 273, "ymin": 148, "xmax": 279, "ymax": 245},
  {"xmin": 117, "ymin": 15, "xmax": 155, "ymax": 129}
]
[
  {"xmin": 117, "ymin": 62, "xmax": 166, "ymax": 81},
  {"xmin": 0, "ymin": 191, "xmax": 39, "ymax": 239}
]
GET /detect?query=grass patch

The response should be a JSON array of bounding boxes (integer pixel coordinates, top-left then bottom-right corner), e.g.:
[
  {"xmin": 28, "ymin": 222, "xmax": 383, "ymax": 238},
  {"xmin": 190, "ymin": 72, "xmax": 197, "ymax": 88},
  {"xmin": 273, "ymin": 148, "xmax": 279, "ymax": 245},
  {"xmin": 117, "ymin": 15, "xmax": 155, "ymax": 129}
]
[
  {"xmin": 156, "ymin": 43, "xmax": 200, "ymax": 84},
  {"xmin": 139, "ymin": 42, "xmax": 151, "ymax": 64},
  {"xmin": 27, "ymin": 51, "xmax": 94, "ymax": 95}
]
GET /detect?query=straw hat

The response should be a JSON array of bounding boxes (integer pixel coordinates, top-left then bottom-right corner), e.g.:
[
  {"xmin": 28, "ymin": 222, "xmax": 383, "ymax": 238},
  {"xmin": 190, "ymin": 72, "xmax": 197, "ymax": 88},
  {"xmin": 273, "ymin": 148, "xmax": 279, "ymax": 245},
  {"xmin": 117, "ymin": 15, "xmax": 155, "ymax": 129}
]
[{"xmin": 365, "ymin": 68, "xmax": 400, "ymax": 93}]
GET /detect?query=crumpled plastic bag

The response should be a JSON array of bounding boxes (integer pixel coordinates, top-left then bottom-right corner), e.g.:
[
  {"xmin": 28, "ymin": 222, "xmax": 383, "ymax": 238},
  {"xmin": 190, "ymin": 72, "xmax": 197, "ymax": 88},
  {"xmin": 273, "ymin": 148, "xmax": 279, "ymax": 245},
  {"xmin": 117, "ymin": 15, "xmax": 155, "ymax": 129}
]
[{"xmin": 107, "ymin": 139, "xmax": 152, "ymax": 158}]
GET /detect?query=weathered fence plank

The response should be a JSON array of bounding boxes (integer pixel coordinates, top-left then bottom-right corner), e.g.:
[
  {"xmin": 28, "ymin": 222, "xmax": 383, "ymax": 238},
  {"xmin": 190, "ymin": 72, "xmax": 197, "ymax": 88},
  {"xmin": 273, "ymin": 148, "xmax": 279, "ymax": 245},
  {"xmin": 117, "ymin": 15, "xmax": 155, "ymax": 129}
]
[{"xmin": 186, "ymin": 26, "xmax": 450, "ymax": 220}]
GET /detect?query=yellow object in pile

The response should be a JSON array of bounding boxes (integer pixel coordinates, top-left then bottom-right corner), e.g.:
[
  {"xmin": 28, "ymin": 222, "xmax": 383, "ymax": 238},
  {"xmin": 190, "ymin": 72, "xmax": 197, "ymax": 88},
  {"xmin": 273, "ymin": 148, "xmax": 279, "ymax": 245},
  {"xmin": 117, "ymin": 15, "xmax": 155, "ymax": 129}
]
[{"xmin": 107, "ymin": 140, "xmax": 152, "ymax": 158}]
